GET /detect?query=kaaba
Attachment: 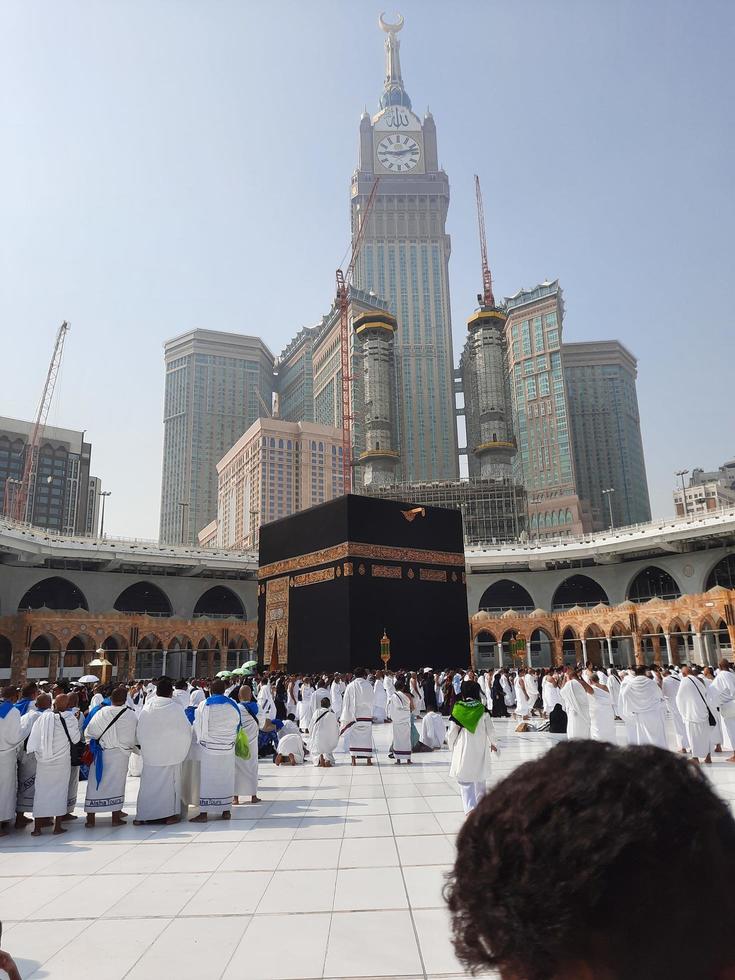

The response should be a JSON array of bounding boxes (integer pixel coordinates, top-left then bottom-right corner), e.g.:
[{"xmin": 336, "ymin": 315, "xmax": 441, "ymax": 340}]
[{"xmin": 257, "ymin": 493, "xmax": 470, "ymax": 673}]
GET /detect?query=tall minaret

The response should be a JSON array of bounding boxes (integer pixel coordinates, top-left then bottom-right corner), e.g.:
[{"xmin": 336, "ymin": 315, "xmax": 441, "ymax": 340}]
[
  {"xmin": 351, "ymin": 14, "xmax": 459, "ymax": 484},
  {"xmin": 460, "ymin": 180, "xmax": 516, "ymax": 481}
]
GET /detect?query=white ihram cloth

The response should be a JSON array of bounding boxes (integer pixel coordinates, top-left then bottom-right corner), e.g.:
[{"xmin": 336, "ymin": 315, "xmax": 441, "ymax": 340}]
[
  {"xmin": 84, "ymin": 705, "xmax": 138, "ymax": 813},
  {"xmin": 257, "ymin": 684, "xmax": 277, "ymax": 722},
  {"xmin": 500, "ymin": 674, "xmax": 515, "ymax": 708},
  {"xmin": 136, "ymin": 696, "xmax": 192, "ymax": 821},
  {"xmin": 542, "ymin": 677, "xmax": 562, "ymax": 715},
  {"xmin": 447, "ymin": 713, "xmax": 497, "ymax": 814},
  {"xmin": 373, "ymin": 680, "xmax": 388, "ymax": 723},
  {"xmin": 276, "ymin": 732, "xmax": 305, "ymax": 764},
  {"xmin": 308, "ymin": 707, "xmax": 339, "ymax": 765},
  {"xmin": 63, "ymin": 709, "xmax": 82, "ymax": 811},
  {"xmin": 0, "ymin": 703, "xmax": 22, "ymax": 823},
  {"xmin": 27, "ymin": 711, "xmax": 79, "ymax": 818},
  {"xmin": 514, "ymin": 677, "xmax": 532, "ymax": 717},
  {"xmin": 234, "ymin": 704, "xmax": 260, "ymax": 796},
  {"xmin": 560, "ymin": 679, "xmax": 591, "ymax": 739},
  {"xmin": 389, "ymin": 692, "xmax": 413, "ymax": 759},
  {"xmin": 590, "ymin": 686, "xmax": 616, "ymax": 742},
  {"xmin": 297, "ymin": 685, "xmax": 313, "ymax": 729},
  {"xmin": 17, "ymin": 707, "xmax": 45, "ymax": 812},
  {"xmin": 607, "ymin": 673, "xmax": 622, "ymax": 715},
  {"xmin": 189, "ymin": 688, "xmax": 206, "ymax": 708},
  {"xmin": 409, "ymin": 678, "xmax": 425, "ymax": 714},
  {"xmin": 676, "ymin": 676, "xmax": 714, "ymax": 760},
  {"xmin": 193, "ymin": 700, "xmax": 240, "ymax": 812},
  {"xmin": 619, "ymin": 676, "xmax": 667, "ymax": 749},
  {"xmin": 525, "ymin": 674, "xmax": 539, "ymax": 710},
  {"xmin": 703, "ymin": 678, "xmax": 724, "ymax": 749},
  {"xmin": 340, "ymin": 678, "xmax": 374, "ymax": 758},
  {"xmin": 420, "ymin": 711, "xmax": 446, "ymax": 749},
  {"xmin": 329, "ymin": 681, "xmax": 343, "ymax": 717},
  {"xmin": 713, "ymin": 669, "xmax": 735, "ymax": 750},
  {"xmin": 662, "ymin": 675, "xmax": 689, "ymax": 750},
  {"xmin": 172, "ymin": 690, "xmax": 190, "ymax": 710},
  {"xmin": 383, "ymin": 675, "xmax": 396, "ymax": 719}
]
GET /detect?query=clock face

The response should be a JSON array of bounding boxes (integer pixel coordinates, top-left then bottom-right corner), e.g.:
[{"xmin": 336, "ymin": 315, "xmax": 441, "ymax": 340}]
[{"xmin": 376, "ymin": 134, "xmax": 421, "ymax": 172}]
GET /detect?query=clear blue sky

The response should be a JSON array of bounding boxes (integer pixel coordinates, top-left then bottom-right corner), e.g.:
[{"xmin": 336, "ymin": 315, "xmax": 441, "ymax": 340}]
[{"xmin": 1, "ymin": 0, "xmax": 732, "ymax": 539}]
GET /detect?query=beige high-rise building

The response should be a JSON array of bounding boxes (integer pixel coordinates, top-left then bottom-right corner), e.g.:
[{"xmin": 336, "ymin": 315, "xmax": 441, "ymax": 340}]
[{"xmin": 213, "ymin": 418, "xmax": 345, "ymax": 550}]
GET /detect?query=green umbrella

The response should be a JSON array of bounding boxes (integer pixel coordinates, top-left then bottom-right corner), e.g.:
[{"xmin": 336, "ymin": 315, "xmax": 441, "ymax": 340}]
[
  {"xmin": 243, "ymin": 660, "xmax": 258, "ymax": 669},
  {"xmin": 216, "ymin": 670, "xmax": 232, "ymax": 678},
  {"xmin": 230, "ymin": 666, "xmax": 247, "ymax": 676}
]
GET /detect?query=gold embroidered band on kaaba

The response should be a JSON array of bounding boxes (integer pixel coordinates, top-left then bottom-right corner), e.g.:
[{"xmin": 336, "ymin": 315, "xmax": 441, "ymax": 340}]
[{"xmin": 258, "ymin": 540, "xmax": 466, "ymax": 580}]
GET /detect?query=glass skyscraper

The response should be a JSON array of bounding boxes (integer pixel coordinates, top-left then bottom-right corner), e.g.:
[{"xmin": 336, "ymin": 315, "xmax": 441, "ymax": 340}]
[
  {"xmin": 563, "ymin": 340, "xmax": 651, "ymax": 529},
  {"xmin": 504, "ymin": 281, "xmax": 586, "ymax": 538},
  {"xmin": 159, "ymin": 330, "xmax": 274, "ymax": 545}
]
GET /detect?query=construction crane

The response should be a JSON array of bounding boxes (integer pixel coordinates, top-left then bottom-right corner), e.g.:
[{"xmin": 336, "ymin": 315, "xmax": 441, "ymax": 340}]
[
  {"xmin": 336, "ymin": 177, "xmax": 379, "ymax": 492},
  {"xmin": 474, "ymin": 174, "xmax": 495, "ymax": 308},
  {"xmin": 5, "ymin": 321, "xmax": 69, "ymax": 523}
]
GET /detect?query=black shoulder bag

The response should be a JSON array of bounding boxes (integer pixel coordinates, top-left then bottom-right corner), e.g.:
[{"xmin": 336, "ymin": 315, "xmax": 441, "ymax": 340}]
[
  {"xmin": 59, "ymin": 714, "xmax": 85, "ymax": 766},
  {"xmin": 690, "ymin": 679, "xmax": 717, "ymax": 727}
]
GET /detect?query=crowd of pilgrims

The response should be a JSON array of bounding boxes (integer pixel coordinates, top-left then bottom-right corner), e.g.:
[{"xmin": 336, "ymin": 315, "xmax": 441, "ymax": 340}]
[{"xmin": 2, "ymin": 658, "xmax": 735, "ymax": 835}]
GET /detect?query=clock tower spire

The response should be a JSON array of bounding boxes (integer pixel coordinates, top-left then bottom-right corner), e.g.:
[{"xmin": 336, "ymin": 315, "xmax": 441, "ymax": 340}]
[{"xmin": 379, "ymin": 12, "xmax": 411, "ymax": 110}]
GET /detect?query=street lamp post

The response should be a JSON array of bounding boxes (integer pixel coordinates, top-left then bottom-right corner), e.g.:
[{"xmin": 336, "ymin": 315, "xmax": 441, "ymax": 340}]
[
  {"xmin": 601, "ymin": 488, "xmax": 615, "ymax": 529},
  {"xmin": 675, "ymin": 469, "xmax": 689, "ymax": 516},
  {"xmin": 98, "ymin": 490, "xmax": 112, "ymax": 537}
]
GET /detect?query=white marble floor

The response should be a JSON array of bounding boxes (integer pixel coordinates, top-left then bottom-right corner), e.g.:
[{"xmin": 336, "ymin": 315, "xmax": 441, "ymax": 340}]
[{"xmin": 3, "ymin": 719, "xmax": 735, "ymax": 980}]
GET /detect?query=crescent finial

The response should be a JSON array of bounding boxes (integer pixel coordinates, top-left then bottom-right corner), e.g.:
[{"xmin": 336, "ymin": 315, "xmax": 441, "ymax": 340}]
[{"xmin": 379, "ymin": 11, "xmax": 404, "ymax": 33}]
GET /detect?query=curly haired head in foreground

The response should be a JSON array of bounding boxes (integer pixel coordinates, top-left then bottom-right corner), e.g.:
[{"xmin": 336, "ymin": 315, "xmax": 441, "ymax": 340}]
[{"xmin": 445, "ymin": 740, "xmax": 735, "ymax": 980}]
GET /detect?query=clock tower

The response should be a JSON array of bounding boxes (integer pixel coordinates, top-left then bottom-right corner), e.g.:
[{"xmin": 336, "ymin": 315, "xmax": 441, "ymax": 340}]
[{"xmin": 351, "ymin": 14, "xmax": 459, "ymax": 484}]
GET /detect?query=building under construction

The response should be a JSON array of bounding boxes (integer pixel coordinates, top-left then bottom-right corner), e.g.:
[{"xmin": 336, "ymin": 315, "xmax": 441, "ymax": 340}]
[
  {"xmin": 362, "ymin": 477, "xmax": 527, "ymax": 545},
  {"xmin": 0, "ymin": 416, "xmax": 99, "ymax": 536}
]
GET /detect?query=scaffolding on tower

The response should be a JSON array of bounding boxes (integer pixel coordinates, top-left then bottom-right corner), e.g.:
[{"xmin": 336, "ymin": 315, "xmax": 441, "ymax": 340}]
[
  {"xmin": 336, "ymin": 177, "xmax": 379, "ymax": 492},
  {"xmin": 3, "ymin": 321, "xmax": 70, "ymax": 524}
]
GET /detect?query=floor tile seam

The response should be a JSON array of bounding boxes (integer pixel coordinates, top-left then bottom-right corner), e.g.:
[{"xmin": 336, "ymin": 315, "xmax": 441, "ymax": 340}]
[
  {"xmin": 120, "ymin": 914, "xmax": 181, "ymax": 980},
  {"xmin": 318, "ymin": 797, "xmax": 350, "ymax": 978},
  {"xmin": 373, "ymin": 743, "xmax": 429, "ymax": 980},
  {"xmin": 24, "ymin": 859, "xmax": 157, "ymax": 925}
]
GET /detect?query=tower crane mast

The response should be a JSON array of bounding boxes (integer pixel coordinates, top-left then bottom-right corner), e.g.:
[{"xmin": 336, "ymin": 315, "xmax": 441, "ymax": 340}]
[
  {"xmin": 474, "ymin": 174, "xmax": 495, "ymax": 308},
  {"xmin": 5, "ymin": 321, "xmax": 70, "ymax": 523},
  {"xmin": 336, "ymin": 178, "xmax": 379, "ymax": 492}
]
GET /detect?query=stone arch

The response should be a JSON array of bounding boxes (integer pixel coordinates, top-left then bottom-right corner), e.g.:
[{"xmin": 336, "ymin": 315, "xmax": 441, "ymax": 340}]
[
  {"xmin": 100, "ymin": 634, "xmax": 127, "ymax": 677},
  {"xmin": 551, "ymin": 575, "xmax": 609, "ymax": 611},
  {"xmin": 227, "ymin": 634, "xmax": 251, "ymax": 671},
  {"xmin": 609, "ymin": 621, "xmax": 633, "ymax": 668},
  {"xmin": 135, "ymin": 633, "xmax": 164, "ymax": 678},
  {"xmin": 18, "ymin": 576, "xmax": 89, "ymax": 612},
  {"xmin": 474, "ymin": 629, "xmax": 498, "ymax": 670},
  {"xmin": 114, "ymin": 581, "xmax": 172, "ymax": 617},
  {"xmin": 561, "ymin": 626, "xmax": 579, "ymax": 666},
  {"xmin": 193, "ymin": 586, "xmax": 245, "ymax": 620},
  {"xmin": 166, "ymin": 635, "xmax": 194, "ymax": 679},
  {"xmin": 196, "ymin": 635, "xmax": 221, "ymax": 678},
  {"xmin": 28, "ymin": 632, "xmax": 61, "ymax": 674},
  {"xmin": 479, "ymin": 579, "xmax": 535, "ymax": 612},
  {"xmin": 529, "ymin": 627, "xmax": 553, "ymax": 668},
  {"xmin": 0, "ymin": 634, "xmax": 11, "ymax": 672},
  {"xmin": 626, "ymin": 566, "xmax": 681, "ymax": 603},
  {"xmin": 62, "ymin": 633, "xmax": 96, "ymax": 674},
  {"xmin": 638, "ymin": 620, "xmax": 664, "ymax": 666},
  {"xmin": 583, "ymin": 622, "xmax": 606, "ymax": 666},
  {"xmin": 705, "ymin": 553, "xmax": 735, "ymax": 591}
]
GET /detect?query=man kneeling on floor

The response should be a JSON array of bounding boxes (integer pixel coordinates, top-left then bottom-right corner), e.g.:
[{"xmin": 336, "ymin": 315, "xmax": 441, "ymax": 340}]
[{"xmin": 274, "ymin": 723, "xmax": 307, "ymax": 766}]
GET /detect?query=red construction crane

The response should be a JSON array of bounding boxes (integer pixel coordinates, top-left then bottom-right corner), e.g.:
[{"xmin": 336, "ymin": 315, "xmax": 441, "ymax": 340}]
[
  {"xmin": 474, "ymin": 174, "xmax": 495, "ymax": 308},
  {"xmin": 336, "ymin": 178, "xmax": 379, "ymax": 492},
  {"xmin": 4, "ymin": 321, "xmax": 69, "ymax": 523}
]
